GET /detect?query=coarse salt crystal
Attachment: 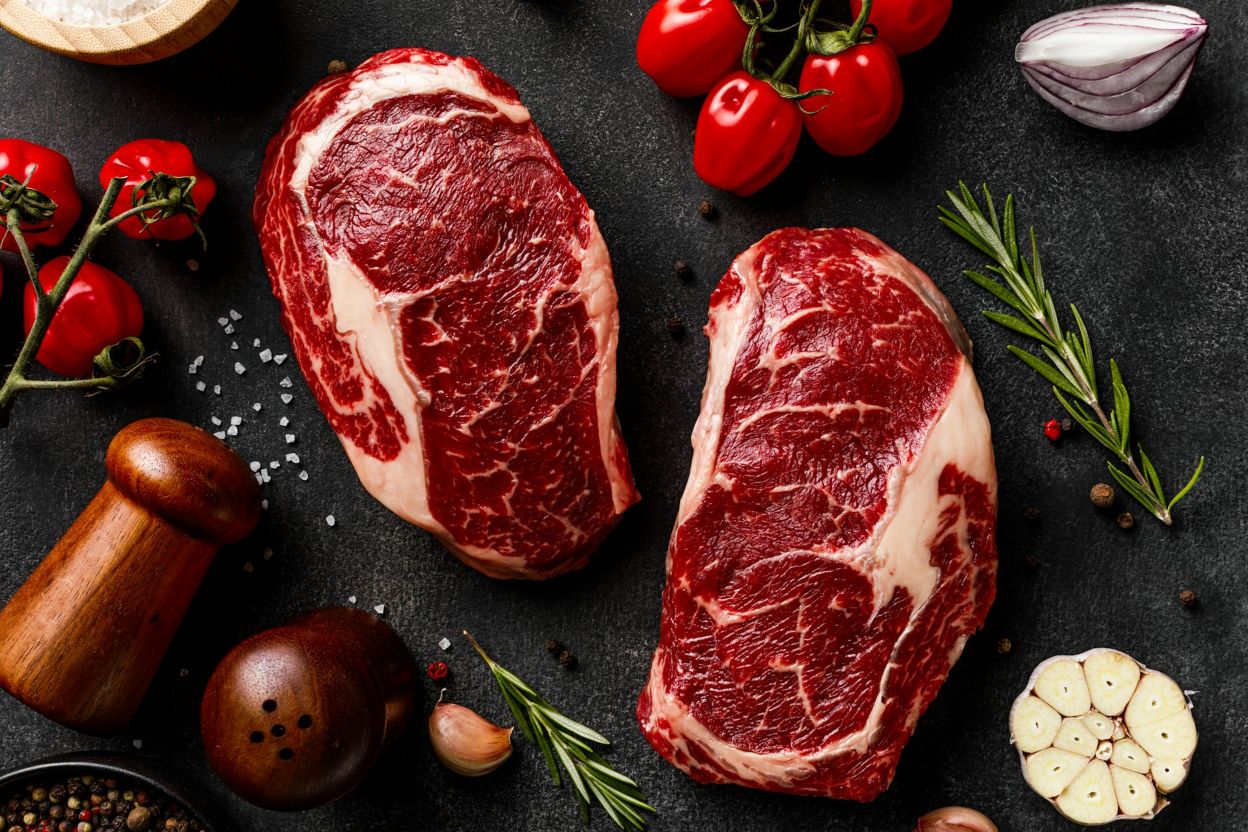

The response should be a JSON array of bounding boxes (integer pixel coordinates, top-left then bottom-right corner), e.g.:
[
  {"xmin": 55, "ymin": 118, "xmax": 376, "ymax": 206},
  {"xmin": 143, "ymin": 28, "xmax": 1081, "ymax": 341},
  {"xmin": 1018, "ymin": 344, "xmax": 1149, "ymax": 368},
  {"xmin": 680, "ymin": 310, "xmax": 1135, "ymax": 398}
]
[
  {"xmin": 230, "ymin": 416, "xmax": 242, "ymax": 426},
  {"xmin": 226, "ymin": 426, "xmax": 238, "ymax": 437},
  {"xmin": 213, "ymin": 431, "xmax": 226, "ymax": 440},
  {"xmin": 217, "ymin": 317, "xmax": 228, "ymax": 326},
  {"xmin": 275, "ymin": 354, "xmax": 288, "ymax": 365},
  {"xmin": 269, "ymin": 461, "xmax": 280, "ymax": 469},
  {"xmin": 285, "ymin": 434, "xmax": 296, "ymax": 444},
  {"xmin": 326, "ymin": 515, "xmax": 336, "ymax": 527},
  {"xmin": 281, "ymin": 394, "xmax": 293, "ymax": 404},
  {"xmin": 348, "ymin": 595, "xmax": 357, "ymax": 604},
  {"xmin": 224, "ymin": 324, "xmax": 234, "ymax": 335},
  {"xmin": 279, "ymin": 417, "xmax": 290, "ymax": 427},
  {"xmin": 188, "ymin": 364, "xmax": 197, "ymax": 375},
  {"xmin": 286, "ymin": 452, "xmax": 300, "ymax": 464},
  {"xmin": 249, "ymin": 462, "xmax": 261, "ymax": 472},
  {"xmin": 213, "ymin": 385, "xmax": 221, "ymax": 395},
  {"xmin": 260, "ymin": 349, "xmax": 273, "ymax": 363},
  {"xmin": 253, "ymin": 338, "xmax": 261, "ymax": 348},
  {"xmin": 261, "ymin": 499, "xmax": 269, "ymax": 509},
  {"xmin": 374, "ymin": 604, "xmax": 386, "ymax": 615},
  {"xmin": 194, "ymin": 355, "xmax": 204, "ymax": 366},
  {"xmin": 132, "ymin": 739, "xmax": 143, "ymax": 750},
  {"xmin": 298, "ymin": 471, "xmax": 309, "ymax": 481},
  {"xmin": 210, "ymin": 416, "xmax": 222, "ymax": 426},
  {"xmin": 196, "ymin": 381, "xmax": 206, "ymax": 392},
  {"xmin": 230, "ymin": 342, "xmax": 238, "ymax": 350},
  {"xmin": 252, "ymin": 402, "xmax": 262, "ymax": 412},
  {"xmin": 234, "ymin": 362, "xmax": 246, "ymax": 375},
  {"xmin": 230, "ymin": 310, "xmax": 242, "ymax": 321},
  {"xmin": 438, "ymin": 637, "xmax": 451, "ymax": 651}
]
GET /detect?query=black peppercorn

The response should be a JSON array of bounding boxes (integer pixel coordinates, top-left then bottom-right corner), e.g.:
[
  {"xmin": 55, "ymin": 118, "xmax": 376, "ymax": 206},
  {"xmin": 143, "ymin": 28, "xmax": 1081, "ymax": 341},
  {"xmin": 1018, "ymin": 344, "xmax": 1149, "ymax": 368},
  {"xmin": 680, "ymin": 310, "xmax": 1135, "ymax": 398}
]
[
  {"xmin": 674, "ymin": 260, "xmax": 692, "ymax": 279},
  {"xmin": 545, "ymin": 639, "xmax": 562, "ymax": 654},
  {"xmin": 698, "ymin": 199, "xmax": 716, "ymax": 219},
  {"xmin": 1179, "ymin": 589, "xmax": 1198, "ymax": 608},
  {"xmin": 1089, "ymin": 482, "xmax": 1115, "ymax": 509},
  {"xmin": 1116, "ymin": 511, "xmax": 1135, "ymax": 530},
  {"xmin": 49, "ymin": 786, "xmax": 66, "ymax": 804},
  {"xmin": 327, "ymin": 59, "xmax": 348, "ymax": 74},
  {"xmin": 557, "ymin": 649, "xmax": 578, "ymax": 670},
  {"xmin": 996, "ymin": 637, "xmax": 1013, "ymax": 654}
]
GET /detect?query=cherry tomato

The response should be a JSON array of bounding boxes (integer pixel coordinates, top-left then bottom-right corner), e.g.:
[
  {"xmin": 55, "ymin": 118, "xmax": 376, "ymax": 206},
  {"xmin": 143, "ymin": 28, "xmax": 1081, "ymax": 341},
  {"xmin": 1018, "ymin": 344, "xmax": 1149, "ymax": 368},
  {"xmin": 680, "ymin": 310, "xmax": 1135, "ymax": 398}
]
[
  {"xmin": 799, "ymin": 43, "xmax": 904, "ymax": 157},
  {"xmin": 637, "ymin": 0, "xmax": 750, "ymax": 97},
  {"xmin": 851, "ymin": 0, "xmax": 952, "ymax": 57},
  {"xmin": 0, "ymin": 139, "xmax": 83, "ymax": 253},
  {"xmin": 99, "ymin": 139, "xmax": 216, "ymax": 241},
  {"xmin": 24, "ymin": 257, "xmax": 144, "ymax": 378},
  {"xmin": 694, "ymin": 72, "xmax": 802, "ymax": 196}
]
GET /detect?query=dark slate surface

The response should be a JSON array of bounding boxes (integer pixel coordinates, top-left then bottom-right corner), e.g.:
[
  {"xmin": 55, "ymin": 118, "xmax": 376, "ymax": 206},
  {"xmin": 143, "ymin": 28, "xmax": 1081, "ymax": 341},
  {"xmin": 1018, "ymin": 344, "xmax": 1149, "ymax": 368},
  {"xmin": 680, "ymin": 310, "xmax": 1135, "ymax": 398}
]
[{"xmin": 0, "ymin": 1, "xmax": 1242, "ymax": 830}]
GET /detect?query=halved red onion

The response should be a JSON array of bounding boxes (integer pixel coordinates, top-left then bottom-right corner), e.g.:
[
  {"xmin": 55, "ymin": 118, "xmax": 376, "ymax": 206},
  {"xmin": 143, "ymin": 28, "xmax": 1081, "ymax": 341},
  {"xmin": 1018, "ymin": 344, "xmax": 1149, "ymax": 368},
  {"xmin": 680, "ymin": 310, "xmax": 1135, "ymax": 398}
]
[{"xmin": 1015, "ymin": 4, "xmax": 1207, "ymax": 131}]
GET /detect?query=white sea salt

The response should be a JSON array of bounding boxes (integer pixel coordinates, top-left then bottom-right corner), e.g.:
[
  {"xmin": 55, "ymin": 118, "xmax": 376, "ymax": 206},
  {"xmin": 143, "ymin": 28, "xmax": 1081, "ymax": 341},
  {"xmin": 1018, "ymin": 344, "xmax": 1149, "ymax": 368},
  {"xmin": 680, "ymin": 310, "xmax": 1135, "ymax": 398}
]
[
  {"xmin": 26, "ymin": 0, "xmax": 170, "ymax": 27},
  {"xmin": 210, "ymin": 416, "xmax": 222, "ymax": 426},
  {"xmin": 281, "ymin": 394, "xmax": 293, "ymax": 404},
  {"xmin": 285, "ymin": 452, "xmax": 300, "ymax": 464},
  {"xmin": 196, "ymin": 381, "xmax": 206, "ymax": 392},
  {"xmin": 285, "ymin": 434, "xmax": 296, "ymax": 444},
  {"xmin": 326, "ymin": 514, "xmax": 336, "ymax": 527},
  {"xmin": 438, "ymin": 637, "xmax": 451, "ymax": 651},
  {"xmin": 279, "ymin": 417, "xmax": 290, "ymax": 427},
  {"xmin": 298, "ymin": 471, "xmax": 309, "ymax": 481},
  {"xmin": 260, "ymin": 349, "xmax": 273, "ymax": 363}
]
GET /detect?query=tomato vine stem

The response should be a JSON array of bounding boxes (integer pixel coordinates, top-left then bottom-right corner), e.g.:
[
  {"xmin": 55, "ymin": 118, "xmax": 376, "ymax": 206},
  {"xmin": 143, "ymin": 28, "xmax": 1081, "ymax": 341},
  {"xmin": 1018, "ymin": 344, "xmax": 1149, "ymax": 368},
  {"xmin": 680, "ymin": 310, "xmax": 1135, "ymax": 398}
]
[{"xmin": 0, "ymin": 175, "xmax": 186, "ymax": 427}]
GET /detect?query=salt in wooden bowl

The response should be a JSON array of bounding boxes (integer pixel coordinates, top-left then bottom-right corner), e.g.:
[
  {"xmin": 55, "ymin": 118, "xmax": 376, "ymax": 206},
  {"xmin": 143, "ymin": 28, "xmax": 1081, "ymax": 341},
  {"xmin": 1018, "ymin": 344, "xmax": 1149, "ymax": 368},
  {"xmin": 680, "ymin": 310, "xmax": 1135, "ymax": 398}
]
[{"xmin": 0, "ymin": 0, "xmax": 237, "ymax": 65}]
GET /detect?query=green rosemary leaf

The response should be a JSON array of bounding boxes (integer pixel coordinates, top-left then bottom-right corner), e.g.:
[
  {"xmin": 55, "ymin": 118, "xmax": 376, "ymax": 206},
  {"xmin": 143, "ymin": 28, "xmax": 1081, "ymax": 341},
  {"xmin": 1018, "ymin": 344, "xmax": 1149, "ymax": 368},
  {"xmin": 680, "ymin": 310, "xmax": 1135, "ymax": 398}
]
[
  {"xmin": 1008, "ymin": 346, "xmax": 1082, "ymax": 397},
  {"xmin": 1108, "ymin": 463, "xmax": 1162, "ymax": 511},
  {"xmin": 588, "ymin": 780, "xmax": 629, "ymax": 830},
  {"xmin": 582, "ymin": 757, "xmax": 646, "ymax": 793},
  {"xmin": 983, "ymin": 311, "xmax": 1051, "ymax": 344},
  {"xmin": 531, "ymin": 714, "xmax": 561, "ymax": 785},
  {"xmin": 1070, "ymin": 305, "xmax": 1097, "ymax": 388},
  {"xmin": 1055, "ymin": 389, "xmax": 1117, "ymax": 452},
  {"xmin": 1167, "ymin": 456, "xmax": 1206, "ymax": 511},
  {"xmin": 1040, "ymin": 344, "xmax": 1086, "ymax": 396},
  {"xmin": 552, "ymin": 738, "xmax": 593, "ymax": 810},
  {"xmin": 538, "ymin": 704, "xmax": 612, "ymax": 746},
  {"xmin": 1003, "ymin": 192, "xmax": 1019, "ymax": 266},
  {"xmin": 1138, "ymin": 446, "xmax": 1165, "ymax": 501},
  {"xmin": 966, "ymin": 269, "xmax": 1027, "ymax": 314},
  {"xmin": 1110, "ymin": 360, "xmax": 1130, "ymax": 454},
  {"xmin": 499, "ymin": 683, "xmax": 537, "ymax": 744},
  {"xmin": 939, "ymin": 214, "xmax": 997, "ymax": 261}
]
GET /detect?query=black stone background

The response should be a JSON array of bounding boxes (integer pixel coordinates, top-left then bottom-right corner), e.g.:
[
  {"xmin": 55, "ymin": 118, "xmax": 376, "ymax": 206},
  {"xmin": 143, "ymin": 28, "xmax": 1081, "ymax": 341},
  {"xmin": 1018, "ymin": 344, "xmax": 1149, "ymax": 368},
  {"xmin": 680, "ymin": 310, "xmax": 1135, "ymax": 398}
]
[{"xmin": 0, "ymin": 0, "xmax": 1243, "ymax": 830}]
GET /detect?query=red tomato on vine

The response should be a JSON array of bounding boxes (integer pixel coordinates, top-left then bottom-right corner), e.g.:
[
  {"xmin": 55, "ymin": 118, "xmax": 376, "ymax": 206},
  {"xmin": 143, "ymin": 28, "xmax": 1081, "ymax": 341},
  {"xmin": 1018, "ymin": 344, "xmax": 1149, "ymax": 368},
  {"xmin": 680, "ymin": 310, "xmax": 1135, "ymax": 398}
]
[
  {"xmin": 637, "ymin": 0, "xmax": 751, "ymax": 97},
  {"xmin": 693, "ymin": 71, "xmax": 802, "ymax": 195},
  {"xmin": 799, "ymin": 41, "xmax": 904, "ymax": 157},
  {"xmin": 0, "ymin": 139, "xmax": 83, "ymax": 253},
  {"xmin": 99, "ymin": 139, "xmax": 215, "ymax": 242},
  {"xmin": 851, "ymin": 0, "xmax": 951, "ymax": 56}
]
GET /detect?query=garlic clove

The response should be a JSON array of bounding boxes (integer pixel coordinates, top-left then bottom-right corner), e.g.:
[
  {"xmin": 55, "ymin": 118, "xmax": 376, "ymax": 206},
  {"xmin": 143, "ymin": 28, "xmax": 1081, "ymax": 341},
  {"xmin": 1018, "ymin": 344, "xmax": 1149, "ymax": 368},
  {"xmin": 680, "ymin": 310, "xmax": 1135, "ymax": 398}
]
[
  {"xmin": 1054, "ymin": 717, "xmax": 1098, "ymax": 757},
  {"xmin": 429, "ymin": 700, "xmax": 514, "ymax": 777},
  {"xmin": 1056, "ymin": 759, "xmax": 1119, "ymax": 826},
  {"xmin": 914, "ymin": 806, "xmax": 998, "ymax": 832},
  {"xmin": 1027, "ymin": 747, "xmax": 1093, "ymax": 798},
  {"xmin": 1130, "ymin": 709, "xmax": 1198, "ymax": 760},
  {"xmin": 1150, "ymin": 759, "xmax": 1188, "ymax": 794},
  {"xmin": 1012, "ymin": 695, "xmax": 1063, "ymax": 753},
  {"xmin": 1035, "ymin": 658, "xmax": 1092, "ymax": 716},
  {"xmin": 1124, "ymin": 673, "xmax": 1187, "ymax": 728},
  {"xmin": 1082, "ymin": 710, "xmax": 1115, "ymax": 741},
  {"xmin": 1083, "ymin": 650, "xmax": 1140, "ymax": 717},
  {"xmin": 1110, "ymin": 739, "xmax": 1150, "ymax": 774},
  {"xmin": 1111, "ymin": 765, "xmax": 1158, "ymax": 817}
]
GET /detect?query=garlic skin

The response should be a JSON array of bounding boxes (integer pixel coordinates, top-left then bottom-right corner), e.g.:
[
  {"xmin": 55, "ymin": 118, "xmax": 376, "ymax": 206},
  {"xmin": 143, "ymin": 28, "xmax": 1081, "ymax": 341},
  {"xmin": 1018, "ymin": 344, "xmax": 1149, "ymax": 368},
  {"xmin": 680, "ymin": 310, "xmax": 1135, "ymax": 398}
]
[
  {"xmin": 1009, "ymin": 649, "xmax": 1197, "ymax": 824},
  {"xmin": 429, "ymin": 701, "xmax": 514, "ymax": 776},
  {"xmin": 914, "ymin": 806, "xmax": 999, "ymax": 832}
]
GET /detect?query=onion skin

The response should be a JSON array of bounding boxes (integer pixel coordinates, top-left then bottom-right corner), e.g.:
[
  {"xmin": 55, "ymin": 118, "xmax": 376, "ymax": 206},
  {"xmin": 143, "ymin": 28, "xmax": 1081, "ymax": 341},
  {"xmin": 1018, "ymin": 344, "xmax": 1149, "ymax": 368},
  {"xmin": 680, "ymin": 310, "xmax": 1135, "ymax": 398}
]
[
  {"xmin": 1015, "ymin": 3, "xmax": 1208, "ymax": 131},
  {"xmin": 914, "ymin": 806, "xmax": 999, "ymax": 832}
]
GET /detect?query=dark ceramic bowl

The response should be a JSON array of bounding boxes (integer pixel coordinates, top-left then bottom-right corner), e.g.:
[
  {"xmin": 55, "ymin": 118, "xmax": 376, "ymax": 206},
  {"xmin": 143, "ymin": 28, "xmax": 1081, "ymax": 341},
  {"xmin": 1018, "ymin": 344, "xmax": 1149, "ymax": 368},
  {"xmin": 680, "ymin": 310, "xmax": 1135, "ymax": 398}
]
[{"xmin": 0, "ymin": 752, "xmax": 229, "ymax": 831}]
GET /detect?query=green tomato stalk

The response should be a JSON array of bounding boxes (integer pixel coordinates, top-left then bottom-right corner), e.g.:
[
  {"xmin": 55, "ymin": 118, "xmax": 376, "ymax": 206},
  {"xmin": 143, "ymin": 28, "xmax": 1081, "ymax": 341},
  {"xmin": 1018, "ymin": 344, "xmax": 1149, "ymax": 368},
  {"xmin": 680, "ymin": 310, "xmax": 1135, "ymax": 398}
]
[{"xmin": 0, "ymin": 172, "xmax": 200, "ymax": 427}]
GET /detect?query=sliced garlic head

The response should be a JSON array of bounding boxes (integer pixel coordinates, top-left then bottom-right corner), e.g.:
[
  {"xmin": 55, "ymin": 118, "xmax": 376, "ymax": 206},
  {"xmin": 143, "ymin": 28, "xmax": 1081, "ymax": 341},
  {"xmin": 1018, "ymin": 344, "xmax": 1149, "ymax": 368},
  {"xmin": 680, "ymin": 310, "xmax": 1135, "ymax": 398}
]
[{"xmin": 1010, "ymin": 649, "xmax": 1197, "ymax": 823}]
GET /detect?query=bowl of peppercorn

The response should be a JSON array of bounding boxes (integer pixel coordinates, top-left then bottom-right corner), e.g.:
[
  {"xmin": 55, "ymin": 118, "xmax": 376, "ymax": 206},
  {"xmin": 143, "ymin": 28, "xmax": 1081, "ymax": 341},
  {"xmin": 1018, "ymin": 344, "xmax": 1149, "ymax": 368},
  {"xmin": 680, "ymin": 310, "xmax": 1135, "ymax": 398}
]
[{"xmin": 0, "ymin": 752, "xmax": 227, "ymax": 832}]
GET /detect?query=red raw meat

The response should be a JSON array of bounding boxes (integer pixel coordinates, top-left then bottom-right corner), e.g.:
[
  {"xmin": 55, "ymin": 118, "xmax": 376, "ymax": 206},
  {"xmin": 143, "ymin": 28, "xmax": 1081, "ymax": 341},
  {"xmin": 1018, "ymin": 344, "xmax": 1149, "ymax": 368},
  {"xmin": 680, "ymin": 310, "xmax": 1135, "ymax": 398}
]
[
  {"xmin": 254, "ymin": 49, "xmax": 638, "ymax": 579},
  {"xmin": 637, "ymin": 228, "xmax": 997, "ymax": 799}
]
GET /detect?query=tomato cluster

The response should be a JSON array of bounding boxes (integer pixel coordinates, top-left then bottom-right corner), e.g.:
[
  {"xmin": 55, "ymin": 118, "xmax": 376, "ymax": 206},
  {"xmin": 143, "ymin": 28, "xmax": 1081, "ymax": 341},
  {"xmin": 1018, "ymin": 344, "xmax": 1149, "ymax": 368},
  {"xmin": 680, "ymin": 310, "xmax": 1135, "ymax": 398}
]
[
  {"xmin": 637, "ymin": 0, "xmax": 952, "ymax": 195},
  {"xmin": 0, "ymin": 138, "xmax": 214, "ymax": 378}
]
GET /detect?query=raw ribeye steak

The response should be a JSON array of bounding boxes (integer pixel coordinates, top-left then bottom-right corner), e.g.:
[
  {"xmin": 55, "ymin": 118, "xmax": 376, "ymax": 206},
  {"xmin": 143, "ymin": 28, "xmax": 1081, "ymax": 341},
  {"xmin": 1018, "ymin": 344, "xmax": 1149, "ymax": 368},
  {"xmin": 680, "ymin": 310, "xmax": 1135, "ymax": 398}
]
[
  {"xmin": 254, "ymin": 49, "xmax": 638, "ymax": 579},
  {"xmin": 637, "ymin": 228, "xmax": 997, "ymax": 800}
]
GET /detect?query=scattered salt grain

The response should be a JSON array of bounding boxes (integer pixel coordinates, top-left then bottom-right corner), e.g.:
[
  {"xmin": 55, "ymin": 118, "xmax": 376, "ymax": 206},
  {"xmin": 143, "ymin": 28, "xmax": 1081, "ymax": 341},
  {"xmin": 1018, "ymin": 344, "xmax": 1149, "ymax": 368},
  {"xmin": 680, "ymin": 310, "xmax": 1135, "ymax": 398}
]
[
  {"xmin": 438, "ymin": 637, "xmax": 451, "ymax": 651},
  {"xmin": 285, "ymin": 434, "xmax": 296, "ymax": 444},
  {"xmin": 252, "ymin": 402, "xmax": 262, "ymax": 412},
  {"xmin": 226, "ymin": 426, "xmax": 238, "ymax": 437},
  {"xmin": 218, "ymin": 317, "xmax": 228, "ymax": 327},
  {"xmin": 281, "ymin": 394, "xmax": 293, "ymax": 404},
  {"xmin": 286, "ymin": 452, "xmax": 300, "ymax": 464},
  {"xmin": 325, "ymin": 514, "xmax": 336, "ymax": 527},
  {"xmin": 224, "ymin": 324, "xmax": 234, "ymax": 335},
  {"xmin": 210, "ymin": 416, "xmax": 222, "ymax": 426},
  {"xmin": 374, "ymin": 604, "xmax": 386, "ymax": 615},
  {"xmin": 230, "ymin": 416, "xmax": 242, "ymax": 426},
  {"xmin": 249, "ymin": 462, "xmax": 261, "ymax": 472},
  {"xmin": 298, "ymin": 471, "xmax": 309, "ymax": 481},
  {"xmin": 196, "ymin": 381, "xmax": 206, "ymax": 392},
  {"xmin": 213, "ymin": 431, "xmax": 226, "ymax": 440},
  {"xmin": 261, "ymin": 469, "xmax": 271, "ymax": 484},
  {"xmin": 234, "ymin": 362, "xmax": 246, "ymax": 375},
  {"xmin": 213, "ymin": 385, "xmax": 222, "ymax": 395},
  {"xmin": 279, "ymin": 377, "xmax": 293, "ymax": 388},
  {"xmin": 188, "ymin": 363, "xmax": 197, "ymax": 375},
  {"xmin": 194, "ymin": 356, "xmax": 204, "ymax": 367},
  {"xmin": 274, "ymin": 354, "xmax": 288, "ymax": 365},
  {"xmin": 229, "ymin": 309, "xmax": 242, "ymax": 321},
  {"xmin": 230, "ymin": 341, "xmax": 238, "ymax": 350},
  {"xmin": 253, "ymin": 338, "xmax": 261, "ymax": 348},
  {"xmin": 254, "ymin": 473, "xmax": 263, "ymax": 485},
  {"xmin": 261, "ymin": 499, "xmax": 269, "ymax": 509},
  {"xmin": 179, "ymin": 668, "xmax": 189, "ymax": 678},
  {"xmin": 348, "ymin": 595, "xmax": 357, "ymax": 604},
  {"xmin": 269, "ymin": 461, "xmax": 280, "ymax": 469},
  {"xmin": 260, "ymin": 348, "xmax": 273, "ymax": 363},
  {"xmin": 132, "ymin": 739, "xmax": 143, "ymax": 750},
  {"xmin": 279, "ymin": 416, "xmax": 290, "ymax": 427}
]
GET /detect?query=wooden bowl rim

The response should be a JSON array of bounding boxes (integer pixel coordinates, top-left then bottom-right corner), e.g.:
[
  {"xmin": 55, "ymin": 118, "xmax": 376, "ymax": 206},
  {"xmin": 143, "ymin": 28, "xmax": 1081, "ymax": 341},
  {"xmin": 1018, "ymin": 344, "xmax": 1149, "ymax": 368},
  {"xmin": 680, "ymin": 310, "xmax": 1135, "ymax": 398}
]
[
  {"xmin": 0, "ymin": 751, "xmax": 230, "ymax": 830},
  {"xmin": 0, "ymin": 0, "xmax": 235, "ymax": 58}
]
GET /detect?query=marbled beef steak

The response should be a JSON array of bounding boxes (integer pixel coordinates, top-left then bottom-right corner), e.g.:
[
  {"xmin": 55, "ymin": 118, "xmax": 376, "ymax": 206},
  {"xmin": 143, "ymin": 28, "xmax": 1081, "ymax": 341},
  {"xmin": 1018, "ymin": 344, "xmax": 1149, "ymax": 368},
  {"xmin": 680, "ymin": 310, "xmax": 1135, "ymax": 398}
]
[
  {"xmin": 638, "ymin": 228, "xmax": 997, "ymax": 800},
  {"xmin": 254, "ymin": 49, "xmax": 638, "ymax": 579}
]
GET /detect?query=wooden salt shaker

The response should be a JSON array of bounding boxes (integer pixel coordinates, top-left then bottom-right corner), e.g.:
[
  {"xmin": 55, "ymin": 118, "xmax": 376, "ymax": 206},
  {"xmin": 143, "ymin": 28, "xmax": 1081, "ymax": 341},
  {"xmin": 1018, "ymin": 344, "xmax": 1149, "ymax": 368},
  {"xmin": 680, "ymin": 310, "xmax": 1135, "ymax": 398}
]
[
  {"xmin": 201, "ymin": 607, "xmax": 418, "ymax": 811},
  {"xmin": 0, "ymin": 417, "xmax": 260, "ymax": 735}
]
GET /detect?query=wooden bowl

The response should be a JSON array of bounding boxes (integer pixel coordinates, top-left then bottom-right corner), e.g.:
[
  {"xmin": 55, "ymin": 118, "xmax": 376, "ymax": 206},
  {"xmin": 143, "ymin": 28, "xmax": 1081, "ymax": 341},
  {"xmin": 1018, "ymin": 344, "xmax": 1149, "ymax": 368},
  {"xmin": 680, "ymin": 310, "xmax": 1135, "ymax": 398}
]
[{"xmin": 0, "ymin": 0, "xmax": 237, "ymax": 65}]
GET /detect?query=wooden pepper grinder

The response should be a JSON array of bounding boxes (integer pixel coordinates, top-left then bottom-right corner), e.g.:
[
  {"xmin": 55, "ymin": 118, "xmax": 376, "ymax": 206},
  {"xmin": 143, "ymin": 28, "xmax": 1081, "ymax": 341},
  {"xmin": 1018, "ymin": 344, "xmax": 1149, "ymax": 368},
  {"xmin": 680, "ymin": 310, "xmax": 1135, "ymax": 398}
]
[
  {"xmin": 201, "ymin": 607, "xmax": 418, "ymax": 811},
  {"xmin": 0, "ymin": 417, "xmax": 261, "ymax": 735}
]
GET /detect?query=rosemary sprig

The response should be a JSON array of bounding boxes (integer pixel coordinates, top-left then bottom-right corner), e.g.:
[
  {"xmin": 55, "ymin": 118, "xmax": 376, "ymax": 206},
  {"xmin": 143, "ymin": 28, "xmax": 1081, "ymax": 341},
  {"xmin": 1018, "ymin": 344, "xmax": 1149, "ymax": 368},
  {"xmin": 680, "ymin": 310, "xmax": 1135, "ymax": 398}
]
[
  {"xmin": 939, "ymin": 182, "xmax": 1204, "ymax": 526},
  {"xmin": 465, "ymin": 632, "xmax": 655, "ymax": 830}
]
